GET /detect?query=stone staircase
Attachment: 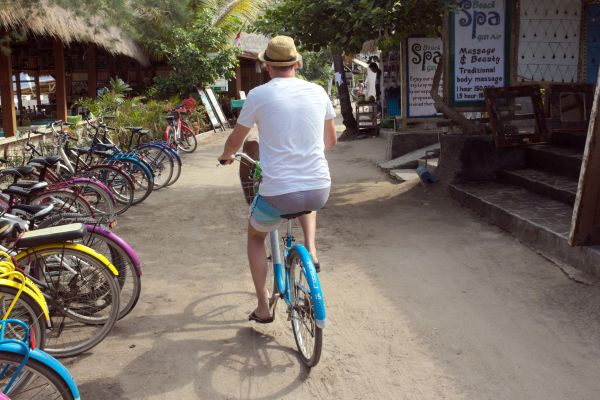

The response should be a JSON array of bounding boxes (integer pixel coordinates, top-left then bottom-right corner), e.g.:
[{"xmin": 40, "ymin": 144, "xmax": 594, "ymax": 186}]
[{"xmin": 449, "ymin": 133, "xmax": 600, "ymax": 278}]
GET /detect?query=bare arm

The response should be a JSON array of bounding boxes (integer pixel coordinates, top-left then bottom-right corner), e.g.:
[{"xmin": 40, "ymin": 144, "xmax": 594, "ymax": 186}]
[
  {"xmin": 324, "ymin": 119, "xmax": 337, "ymax": 151},
  {"xmin": 218, "ymin": 124, "xmax": 252, "ymax": 164}
]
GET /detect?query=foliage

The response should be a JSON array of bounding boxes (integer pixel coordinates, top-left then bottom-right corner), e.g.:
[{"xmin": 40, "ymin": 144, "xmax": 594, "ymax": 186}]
[
  {"xmin": 190, "ymin": 0, "xmax": 270, "ymax": 36},
  {"xmin": 298, "ymin": 50, "xmax": 333, "ymax": 89},
  {"xmin": 148, "ymin": 9, "xmax": 241, "ymax": 98},
  {"xmin": 253, "ymin": 0, "xmax": 453, "ymax": 53}
]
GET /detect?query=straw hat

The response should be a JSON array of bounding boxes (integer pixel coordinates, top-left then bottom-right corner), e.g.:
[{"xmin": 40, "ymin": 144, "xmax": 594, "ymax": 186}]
[{"xmin": 258, "ymin": 35, "xmax": 302, "ymax": 67}]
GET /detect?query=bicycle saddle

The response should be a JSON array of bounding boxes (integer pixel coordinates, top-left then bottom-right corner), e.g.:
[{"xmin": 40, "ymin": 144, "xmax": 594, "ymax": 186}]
[
  {"xmin": 166, "ymin": 116, "xmax": 176, "ymax": 122},
  {"xmin": 11, "ymin": 204, "xmax": 54, "ymax": 220},
  {"xmin": 4, "ymin": 182, "xmax": 48, "ymax": 197},
  {"xmin": 0, "ymin": 219, "xmax": 18, "ymax": 240},
  {"xmin": 29, "ymin": 156, "xmax": 61, "ymax": 167},
  {"xmin": 281, "ymin": 211, "xmax": 312, "ymax": 220},
  {"xmin": 0, "ymin": 166, "xmax": 34, "ymax": 178},
  {"xmin": 15, "ymin": 223, "xmax": 86, "ymax": 248}
]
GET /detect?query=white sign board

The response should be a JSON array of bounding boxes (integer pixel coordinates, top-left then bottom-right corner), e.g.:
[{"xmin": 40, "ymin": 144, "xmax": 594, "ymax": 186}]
[
  {"xmin": 197, "ymin": 88, "xmax": 221, "ymax": 131},
  {"xmin": 449, "ymin": 0, "xmax": 511, "ymax": 106},
  {"xmin": 407, "ymin": 37, "xmax": 443, "ymax": 117},
  {"xmin": 205, "ymin": 88, "xmax": 231, "ymax": 129}
]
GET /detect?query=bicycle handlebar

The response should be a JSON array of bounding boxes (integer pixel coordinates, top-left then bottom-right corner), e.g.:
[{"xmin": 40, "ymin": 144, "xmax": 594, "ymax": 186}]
[{"xmin": 218, "ymin": 152, "xmax": 256, "ymax": 166}]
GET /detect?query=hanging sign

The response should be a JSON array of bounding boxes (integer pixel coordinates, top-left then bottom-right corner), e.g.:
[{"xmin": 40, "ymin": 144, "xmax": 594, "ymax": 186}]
[
  {"xmin": 449, "ymin": 0, "xmax": 512, "ymax": 107},
  {"xmin": 407, "ymin": 37, "xmax": 443, "ymax": 117}
]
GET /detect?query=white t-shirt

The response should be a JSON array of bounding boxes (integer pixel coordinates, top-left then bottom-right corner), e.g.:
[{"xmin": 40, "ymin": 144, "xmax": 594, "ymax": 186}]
[{"xmin": 236, "ymin": 77, "xmax": 336, "ymax": 196}]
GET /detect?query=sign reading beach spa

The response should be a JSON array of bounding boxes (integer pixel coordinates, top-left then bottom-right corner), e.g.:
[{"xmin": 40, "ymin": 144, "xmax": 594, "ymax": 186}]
[
  {"xmin": 449, "ymin": 0, "xmax": 511, "ymax": 107},
  {"xmin": 407, "ymin": 37, "xmax": 443, "ymax": 117}
]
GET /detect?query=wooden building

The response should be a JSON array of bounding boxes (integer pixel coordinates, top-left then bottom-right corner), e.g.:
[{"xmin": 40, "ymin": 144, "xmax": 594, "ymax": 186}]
[{"xmin": 0, "ymin": 3, "xmax": 148, "ymax": 137}]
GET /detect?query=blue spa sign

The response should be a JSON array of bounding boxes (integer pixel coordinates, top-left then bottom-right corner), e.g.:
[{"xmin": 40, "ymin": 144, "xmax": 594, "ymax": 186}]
[{"xmin": 449, "ymin": 0, "xmax": 512, "ymax": 107}]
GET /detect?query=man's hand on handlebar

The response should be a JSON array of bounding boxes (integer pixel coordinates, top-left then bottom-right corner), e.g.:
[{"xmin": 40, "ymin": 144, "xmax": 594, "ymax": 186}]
[{"xmin": 218, "ymin": 153, "xmax": 235, "ymax": 165}]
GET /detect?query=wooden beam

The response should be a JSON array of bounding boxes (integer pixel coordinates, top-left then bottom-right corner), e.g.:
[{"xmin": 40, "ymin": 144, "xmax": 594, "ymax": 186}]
[
  {"xmin": 0, "ymin": 48, "xmax": 17, "ymax": 137},
  {"xmin": 87, "ymin": 45, "xmax": 97, "ymax": 98},
  {"xmin": 570, "ymin": 66, "xmax": 600, "ymax": 246},
  {"xmin": 53, "ymin": 39, "xmax": 67, "ymax": 121}
]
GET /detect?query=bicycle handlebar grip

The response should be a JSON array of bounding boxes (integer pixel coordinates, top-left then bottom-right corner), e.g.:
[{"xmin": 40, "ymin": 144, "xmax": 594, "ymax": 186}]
[{"xmin": 219, "ymin": 159, "xmax": 228, "ymax": 165}]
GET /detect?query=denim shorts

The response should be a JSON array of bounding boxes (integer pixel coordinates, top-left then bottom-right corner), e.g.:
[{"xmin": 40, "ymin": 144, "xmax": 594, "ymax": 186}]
[{"xmin": 249, "ymin": 187, "xmax": 330, "ymax": 232}]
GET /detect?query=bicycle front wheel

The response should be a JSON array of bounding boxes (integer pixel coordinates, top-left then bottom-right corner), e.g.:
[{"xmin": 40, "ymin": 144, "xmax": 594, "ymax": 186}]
[
  {"xmin": 136, "ymin": 145, "xmax": 173, "ymax": 190},
  {"xmin": 81, "ymin": 165, "xmax": 135, "ymax": 215},
  {"xmin": 0, "ymin": 351, "xmax": 75, "ymax": 399},
  {"xmin": 288, "ymin": 249, "xmax": 323, "ymax": 367}
]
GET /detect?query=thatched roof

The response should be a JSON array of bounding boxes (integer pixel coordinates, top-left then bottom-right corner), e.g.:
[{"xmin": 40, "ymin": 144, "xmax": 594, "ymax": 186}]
[
  {"xmin": 0, "ymin": 2, "xmax": 148, "ymax": 65},
  {"xmin": 239, "ymin": 33, "xmax": 270, "ymax": 59}
]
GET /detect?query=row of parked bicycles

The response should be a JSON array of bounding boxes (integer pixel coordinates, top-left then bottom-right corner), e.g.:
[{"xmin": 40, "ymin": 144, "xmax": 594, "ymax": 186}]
[{"xmin": 0, "ymin": 107, "xmax": 199, "ymax": 399}]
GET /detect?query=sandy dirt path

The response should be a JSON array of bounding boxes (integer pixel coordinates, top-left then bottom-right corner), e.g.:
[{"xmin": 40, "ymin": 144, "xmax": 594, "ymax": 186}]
[{"xmin": 67, "ymin": 128, "xmax": 600, "ymax": 400}]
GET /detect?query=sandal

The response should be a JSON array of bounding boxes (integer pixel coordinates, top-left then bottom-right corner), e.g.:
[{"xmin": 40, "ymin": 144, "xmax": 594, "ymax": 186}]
[{"xmin": 248, "ymin": 311, "xmax": 274, "ymax": 324}]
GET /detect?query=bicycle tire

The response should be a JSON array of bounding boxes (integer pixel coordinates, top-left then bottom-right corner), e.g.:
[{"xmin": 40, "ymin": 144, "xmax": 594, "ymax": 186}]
[
  {"xmin": 108, "ymin": 158, "xmax": 153, "ymax": 205},
  {"xmin": 35, "ymin": 215, "xmax": 142, "ymax": 320},
  {"xmin": 29, "ymin": 189, "xmax": 93, "ymax": 218},
  {"xmin": 177, "ymin": 127, "xmax": 198, "ymax": 153},
  {"xmin": 17, "ymin": 246, "xmax": 120, "ymax": 358},
  {"xmin": 288, "ymin": 249, "xmax": 323, "ymax": 367},
  {"xmin": 0, "ymin": 286, "xmax": 46, "ymax": 350},
  {"xmin": 81, "ymin": 165, "xmax": 134, "ymax": 215},
  {"xmin": 67, "ymin": 180, "xmax": 115, "ymax": 222},
  {"xmin": 136, "ymin": 144, "xmax": 173, "ymax": 190},
  {"xmin": 156, "ymin": 143, "xmax": 182, "ymax": 186},
  {"xmin": 0, "ymin": 351, "xmax": 74, "ymax": 399}
]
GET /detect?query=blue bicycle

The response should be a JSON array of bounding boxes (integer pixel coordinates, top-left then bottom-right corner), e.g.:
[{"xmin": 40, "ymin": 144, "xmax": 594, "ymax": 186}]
[
  {"xmin": 0, "ymin": 319, "xmax": 80, "ymax": 399},
  {"xmin": 232, "ymin": 153, "xmax": 326, "ymax": 367}
]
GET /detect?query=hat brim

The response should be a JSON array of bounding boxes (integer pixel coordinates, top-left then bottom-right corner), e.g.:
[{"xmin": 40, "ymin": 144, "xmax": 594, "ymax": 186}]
[{"xmin": 258, "ymin": 51, "xmax": 302, "ymax": 66}]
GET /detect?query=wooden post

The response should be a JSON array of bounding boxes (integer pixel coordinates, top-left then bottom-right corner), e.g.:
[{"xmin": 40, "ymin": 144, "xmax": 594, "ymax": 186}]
[
  {"xmin": 53, "ymin": 39, "xmax": 68, "ymax": 121},
  {"xmin": 570, "ymin": 65, "xmax": 600, "ymax": 246},
  {"xmin": 0, "ymin": 48, "xmax": 17, "ymax": 137},
  {"xmin": 15, "ymin": 66, "xmax": 23, "ymax": 112},
  {"xmin": 235, "ymin": 65, "xmax": 242, "ymax": 98},
  {"xmin": 400, "ymin": 40, "xmax": 408, "ymax": 129},
  {"xmin": 87, "ymin": 45, "xmax": 97, "ymax": 98},
  {"xmin": 34, "ymin": 71, "xmax": 42, "ymax": 107}
]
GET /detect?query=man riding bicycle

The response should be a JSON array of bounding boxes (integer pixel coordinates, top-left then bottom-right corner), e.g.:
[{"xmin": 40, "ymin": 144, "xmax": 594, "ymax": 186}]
[{"xmin": 218, "ymin": 36, "xmax": 337, "ymax": 323}]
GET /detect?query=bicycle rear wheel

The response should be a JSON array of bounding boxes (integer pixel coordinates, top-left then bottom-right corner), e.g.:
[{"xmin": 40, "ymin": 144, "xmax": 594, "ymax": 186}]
[
  {"xmin": 177, "ymin": 127, "xmax": 197, "ymax": 153},
  {"xmin": 288, "ymin": 249, "xmax": 323, "ymax": 367},
  {"xmin": 136, "ymin": 145, "xmax": 173, "ymax": 190},
  {"xmin": 81, "ymin": 165, "xmax": 134, "ymax": 215},
  {"xmin": 30, "ymin": 190, "xmax": 93, "ymax": 218},
  {"xmin": 18, "ymin": 247, "xmax": 120, "ymax": 358},
  {"xmin": 0, "ymin": 351, "xmax": 75, "ymax": 399}
]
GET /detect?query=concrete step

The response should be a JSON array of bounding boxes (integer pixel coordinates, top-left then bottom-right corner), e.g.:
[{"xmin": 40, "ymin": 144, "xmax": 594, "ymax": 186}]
[
  {"xmin": 525, "ymin": 145, "xmax": 583, "ymax": 180},
  {"xmin": 389, "ymin": 169, "xmax": 420, "ymax": 182},
  {"xmin": 449, "ymin": 181, "xmax": 600, "ymax": 278},
  {"xmin": 550, "ymin": 131, "xmax": 587, "ymax": 152},
  {"xmin": 498, "ymin": 168, "xmax": 578, "ymax": 206},
  {"xmin": 379, "ymin": 143, "xmax": 440, "ymax": 170}
]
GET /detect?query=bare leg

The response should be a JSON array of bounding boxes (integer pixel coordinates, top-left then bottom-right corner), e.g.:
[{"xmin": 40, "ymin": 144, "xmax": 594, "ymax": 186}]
[
  {"xmin": 247, "ymin": 222, "xmax": 271, "ymax": 319},
  {"xmin": 299, "ymin": 211, "xmax": 318, "ymax": 263}
]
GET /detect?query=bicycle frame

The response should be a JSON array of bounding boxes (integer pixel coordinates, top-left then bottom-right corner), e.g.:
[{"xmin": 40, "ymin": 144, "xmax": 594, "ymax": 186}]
[
  {"xmin": 269, "ymin": 222, "xmax": 326, "ymax": 329},
  {"xmin": 0, "ymin": 319, "xmax": 80, "ymax": 399}
]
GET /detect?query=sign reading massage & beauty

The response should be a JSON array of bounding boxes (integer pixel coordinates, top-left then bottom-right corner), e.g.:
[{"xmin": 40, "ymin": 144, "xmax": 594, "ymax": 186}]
[
  {"xmin": 449, "ymin": 0, "xmax": 512, "ymax": 107},
  {"xmin": 407, "ymin": 37, "xmax": 443, "ymax": 117}
]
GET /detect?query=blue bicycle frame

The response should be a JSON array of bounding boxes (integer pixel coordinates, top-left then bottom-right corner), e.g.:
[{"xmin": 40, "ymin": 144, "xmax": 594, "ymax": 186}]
[
  {"xmin": 0, "ymin": 320, "xmax": 80, "ymax": 399},
  {"xmin": 269, "ymin": 222, "xmax": 326, "ymax": 328}
]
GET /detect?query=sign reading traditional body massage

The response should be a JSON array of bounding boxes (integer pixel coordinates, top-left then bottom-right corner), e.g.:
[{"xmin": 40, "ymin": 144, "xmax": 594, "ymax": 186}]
[
  {"xmin": 407, "ymin": 37, "xmax": 443, "ymax": 117},
  {"xmin": 449, "ymin": 0, "xmax": 511, "ymax": 107}
]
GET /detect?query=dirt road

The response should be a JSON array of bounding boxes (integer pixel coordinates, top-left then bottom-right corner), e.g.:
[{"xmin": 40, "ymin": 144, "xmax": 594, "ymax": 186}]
[{"xmin": 68, "ymin": 128, "xmax": 600, "ymax": 400}]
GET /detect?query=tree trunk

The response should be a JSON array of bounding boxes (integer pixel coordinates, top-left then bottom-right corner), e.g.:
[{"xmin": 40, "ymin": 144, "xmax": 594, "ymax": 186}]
[{"xmin": 332, "ymin": 53, "xmax": 359, "ymax": 139}]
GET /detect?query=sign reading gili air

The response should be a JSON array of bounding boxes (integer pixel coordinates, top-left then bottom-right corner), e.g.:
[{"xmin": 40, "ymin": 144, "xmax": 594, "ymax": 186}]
[
  {"xmin": 407, "ymin": 37, "xmax": 443, "ymax": 117},
  {"xmin": 449, "ymin": 0, "xmax": 511, "ymax": 107}
]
